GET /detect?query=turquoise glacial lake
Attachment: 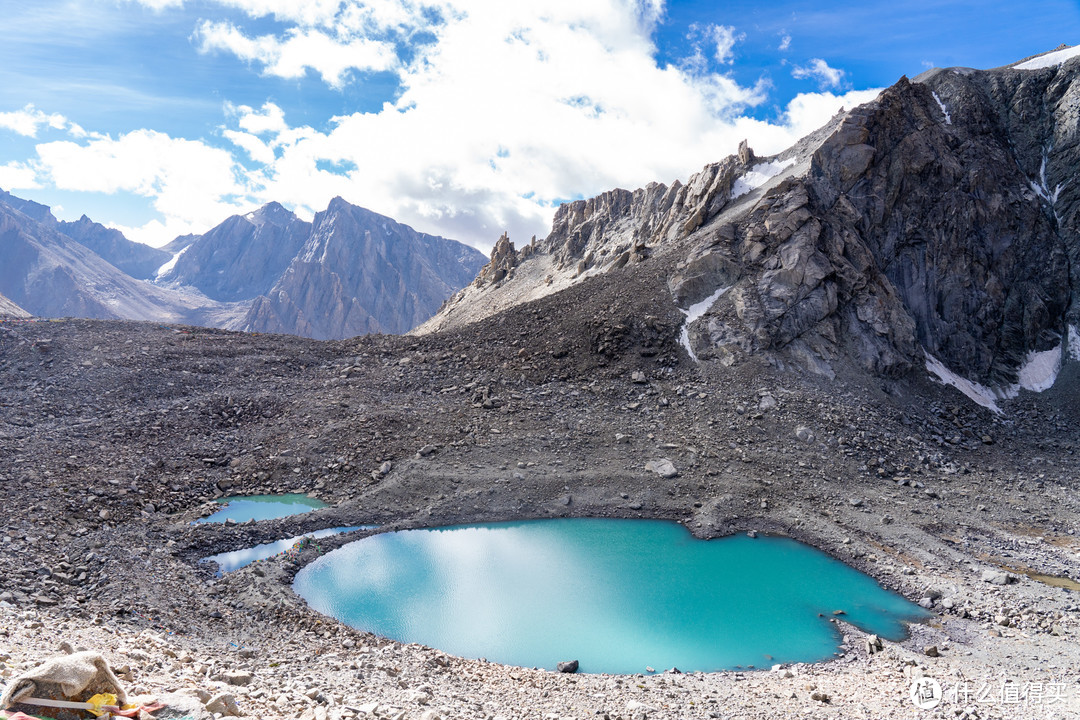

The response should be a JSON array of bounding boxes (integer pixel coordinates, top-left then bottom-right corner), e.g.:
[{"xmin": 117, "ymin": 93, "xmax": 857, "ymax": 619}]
[
  {"xmin": 195, "ymin": 494, "xmax": 327, "ymax": 524},
  {"xmin": 293, "ymin": 519, "xmax": 928, "ymax": 674}
]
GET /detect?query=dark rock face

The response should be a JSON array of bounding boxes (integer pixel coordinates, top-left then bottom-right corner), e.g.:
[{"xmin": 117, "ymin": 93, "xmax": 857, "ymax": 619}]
[
  {"xmin": 433, "ymin": 51, "xmax": 1080, "ymax": 389},
  {"xmin": 159, "ymin": 202, "xmax": 311, "ymax": 301},
  {"xmin": 58, "ymin": 215, "xmax": 171, "ymax": 280},
  {"xmin": 242, "ymin": 198, "xmax": 487, "ymax": 339}
]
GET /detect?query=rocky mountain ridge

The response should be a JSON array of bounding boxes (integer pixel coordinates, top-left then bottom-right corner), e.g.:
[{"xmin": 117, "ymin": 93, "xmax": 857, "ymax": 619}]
[
  {"xmin": 422, "ymin": 47, "xmax": 1080, "ymax": 409},
  {"xmin": 0, "ymin": 192, "xmax": 486, "ymax": 338},
  {"xmin": 241, "ymin": 198, "xmax": 487, "ymax": 338}
]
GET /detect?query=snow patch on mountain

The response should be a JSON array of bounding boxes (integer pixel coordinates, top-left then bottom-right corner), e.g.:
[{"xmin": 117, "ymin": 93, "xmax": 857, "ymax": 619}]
[
  {"xmin": 931, "ymin": 92, "xmax": 952, "ymax": 124},
  {"xmin": 730, "ymin": 159, "xmax": 796, "ymax": 200},
  {"xmin": 679, "ymin": 286, "xmax": 730, "ymax": 363},
  {"xmin": 1013, "ymin": 45, "xmax": 1080, "ymax": 70},
  {"xmin": 926, "ymin": 342, "xmax": 1064, "ymax": 414},
  {"xmin": 155, "ymin": 244, "xmax": 191, "ymax": 280},
  {"xmin": 925, "ymin": 352, "xmax": 1003, "ymax": 413}
]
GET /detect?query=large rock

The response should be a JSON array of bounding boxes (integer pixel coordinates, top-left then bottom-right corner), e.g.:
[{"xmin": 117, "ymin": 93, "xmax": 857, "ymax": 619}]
[{"xmin": 0, "ymin": 651, "xmax": 127, "ymax": 711}]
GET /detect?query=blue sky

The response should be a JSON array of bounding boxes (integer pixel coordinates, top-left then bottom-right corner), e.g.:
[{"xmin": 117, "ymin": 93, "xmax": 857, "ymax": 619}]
[{"xmin": 0, "ymin": 0, "xmax": 1076, "ymax": 250}]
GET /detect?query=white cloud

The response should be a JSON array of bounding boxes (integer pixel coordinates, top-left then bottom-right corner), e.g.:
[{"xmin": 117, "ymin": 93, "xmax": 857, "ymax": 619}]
[
  {"xmin": 778, "ymin": 34, "xmax": 791, "ymax": 51},
  {"xmin": 0, "ymin": 161, "xmax": 40, "ymax": 190},
  {"xmin": 0, "ymin": 104, "xmax": 70, "ymax": 137},
  {"xmin": 195, "ymin": 21, "xmax": 399, "ymax": 87},
  {"xmin": 34, "ymin": 129, "xmax": 255, "ymax": 245},
  {"xmin": 711, "ymin": 25, "xmax": 744, "ymax": 65},
  {"xmin": 28, "ymin": 2, "xmax": 883, "ymax": 250},
  {"xmin": 199, "ymin": 3, "xmax": 875, "ymax": 251},
  {"xmin": 130, "ymin": 0, "xmax": 184, "ymax": 9},
  {"xmin": 230, "ymin": 102, "xmax": 288, "ymax": 135},
  {"xmin": 778, "ymin": 87, "xmax": 882, "ymax": 140},
  {"xmin": 791, "ymin": 58, "xmax": 845, "ymax": 89}
]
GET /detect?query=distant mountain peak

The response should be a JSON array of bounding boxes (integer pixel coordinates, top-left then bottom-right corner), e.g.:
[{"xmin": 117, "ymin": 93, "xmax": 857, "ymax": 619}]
[{"xmin": 245, "ymin": 201, "xmax": 296, "ymax": 228}]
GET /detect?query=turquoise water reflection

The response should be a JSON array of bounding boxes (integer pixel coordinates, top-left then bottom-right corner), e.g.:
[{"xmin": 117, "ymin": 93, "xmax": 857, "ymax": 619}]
[
  {"xmin": 293, "ymin": 519, "xmax": 928, "ymax": 674},
  {"xmin": 195, "ymin": 494, "xmax": 327, "ymax": 524}
]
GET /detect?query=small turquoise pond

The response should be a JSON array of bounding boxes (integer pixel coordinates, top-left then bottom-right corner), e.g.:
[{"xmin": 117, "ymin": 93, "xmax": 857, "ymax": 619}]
[
  {"xmin": 293, "ymin": 519, "xmax": 928, "ymax": 674},
  {"xmin": 195, "ymin": 494, "xmax": 327, "ymax": 524},
  {"xmin": 202, "ymin": 526, "xmax": 371, "ymax": 574}
]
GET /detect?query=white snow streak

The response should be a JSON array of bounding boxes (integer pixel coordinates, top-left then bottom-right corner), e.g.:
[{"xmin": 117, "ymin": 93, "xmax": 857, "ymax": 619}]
[
  {"xmin": 730, "ymin": 159, "xmax": 796, "ymax": 200},
  {"xmin": 924, "ymin": 352, "xmax": 1003, "ymax": 413},
  {"xmin": 1013, "ymin": 45, "xmax": 1080, "ymax": 70},
  {"xmin": 679, "ymin": 286, "xmax": 730, "ymax": 363},
  {"xmin": 926, "ymin": 342, "xmax": 1065, "ymax": 414},
  {"xmin": 154, "ymin": 244, "xmax": 190, "ymax": 280},
  {"xmin": 931, "ymin": 92, "xmax": 951, "ymax": 124},
  {"xmin": 1030, "ymin": 153, "xmax": 1063, "ymax": 207},
  {"xmin": 1016, "ymin": 346, "xmax": 1062, "ymax": 392}
]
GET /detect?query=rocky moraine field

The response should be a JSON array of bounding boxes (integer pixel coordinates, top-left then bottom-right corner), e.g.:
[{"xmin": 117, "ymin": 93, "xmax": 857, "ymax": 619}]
[{"xmin": 1, "ymin": 296, "xmax": 1079, "ymax": 720}]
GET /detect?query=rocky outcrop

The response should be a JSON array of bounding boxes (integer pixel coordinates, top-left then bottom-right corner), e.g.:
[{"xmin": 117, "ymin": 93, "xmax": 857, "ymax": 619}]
[
  {"xmin": 242, "ymin": 198, "xmax": 487, "ymax": 339},
  {"xmin": 423, "ymin": 48, "xmax": 1080, "ymax": 393},
  {"xmin": 692, "ymin": 68, "xmax": 1072, "ymax": 383}
]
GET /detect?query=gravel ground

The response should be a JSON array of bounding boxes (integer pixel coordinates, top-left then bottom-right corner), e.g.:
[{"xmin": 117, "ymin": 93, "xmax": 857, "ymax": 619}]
[{"xmin": 1, "ymin": 313, "xmax": 1079, "ymax": 720}]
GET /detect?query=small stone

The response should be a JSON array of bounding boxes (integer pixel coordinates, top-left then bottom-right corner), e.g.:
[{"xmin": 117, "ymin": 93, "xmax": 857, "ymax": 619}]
[
  {"xmin": 556, "ymin": 660, "xmax": 579, "ymax": 673},
  {"xmin": 378, "ymin": 461, "xmax": 392, "ymax": 476},
  {"xmin": 996, "ymin": 615, "xmax": 1011, "ymax": 627},
  {"xmin": 918, "ymin": 597, "xmax": 934, "ymax": 609},
  {"xmin": 631, "ymin": 371, "xmax": 647, "ymax": 384},
  {"xmin": 644, "ymin": 459, "xmax": 678, "ymax": 478},
  {"xmin": 795, "ymin": 426, "xmax": 814, "ymax": 442},
  {"xmin": 1051, "ymin": 624, "xmax": 1065, "ymax": 636},
  {"xmin": 849, "ymin": 498, "xmax": 864, "ymax": 507},
  {"xmin": 810, "ymin": 691, "xmax": 830, "ymax": 703},
  {"xmin": 758, "ymin": 394, "xmax": 777, "ymax": 411},
  {"xmin": 627, "ymin": 700, "xmax": 656, "ymax": 712},
  {"xmin": 924, "ymin": 645, "xmax": 939, "ymax": 657},
  {"xmin": 417, "ymin": 444, "xmax": 438, "ymax": 457}
]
